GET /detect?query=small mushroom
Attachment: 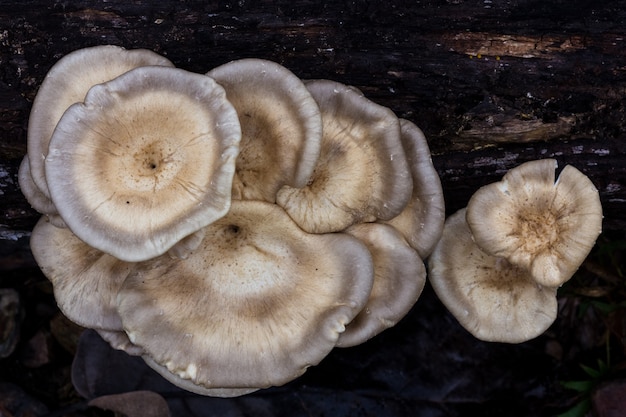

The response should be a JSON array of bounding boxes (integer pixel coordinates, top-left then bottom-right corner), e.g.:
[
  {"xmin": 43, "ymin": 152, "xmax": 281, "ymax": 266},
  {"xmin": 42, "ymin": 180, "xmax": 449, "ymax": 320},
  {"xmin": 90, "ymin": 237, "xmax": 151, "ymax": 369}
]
[
  {"xmin": 29, "ymin": 217, "xmax": 133, "ymax": 331},
  {"xmin": 466, "ymin": 159, "xmax": 603, "ymax": 287},
  {"xmin": 27, "ymin": 45, "xmax": 174, "ymax": 199},
  {"xmin": 116, "ymin": 200, "xmax": 374, "ymax": 392},
  {"xmin": 428, "ymin": 209, "xmax": 559, "ymax": 343},
  {"xmin": 45, "ymin": 65, "xmax": 241, "ymax": 262},
  {"xmin": 382, "ymin": 119, "xmax": 445, "ymax": 258},
  {"xmin": 337, "ymin": 223, "xmax": 426, "ymax": 348},
  {"xmin": 207, "ymin": 58, "xmax": 322, "ymax": 202},
  {"xmin": 276, "ymin": 79, "xmax": 412, "ymax": 233}
]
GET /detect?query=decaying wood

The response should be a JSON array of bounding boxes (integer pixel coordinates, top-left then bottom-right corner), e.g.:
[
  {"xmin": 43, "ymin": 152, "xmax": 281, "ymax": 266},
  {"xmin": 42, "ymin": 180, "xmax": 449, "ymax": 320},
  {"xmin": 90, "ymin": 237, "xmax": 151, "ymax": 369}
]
[{"xmin": 1, "ymin": 0, "xmax": 625, "ymax": 252}]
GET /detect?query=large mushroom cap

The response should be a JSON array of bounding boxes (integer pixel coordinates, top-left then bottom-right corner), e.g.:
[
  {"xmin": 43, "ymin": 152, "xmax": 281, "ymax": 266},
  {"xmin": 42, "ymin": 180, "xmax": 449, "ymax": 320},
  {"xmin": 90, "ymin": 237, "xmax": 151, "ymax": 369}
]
[
  {"xmin": 466, "ymin": 159, "xmax": 603, "ymax": 287},
  {"xmin": 276, "ymin": 79, "xmax": 412, "ymax": 234},
  {"xmin": 45, "ymin": 65, "xmax": 241, "ymax": 262},
  {"xmin": 382, "ymin": 119, "xmax": 445, "ymax": 258},
  {"xmin": 27, "ymin": 45, "xmax": 174, "ymax": 199},
  {"xmin": 29, "ymin": 217, "xmax": 132, "ymax": 331},
  {"xmin": 338, "ymin": 223, "xmax": 426, "ymax": 348},
  {"xmin": 429, "ymin": 209, "xmax": 559, "ymax": 343},
  {"xmin": 207, "ymin": 58, "xmax": 322, "ymax": 202},
  {"xmin": 116, "ymin": 200, "xmax": 374, "ymax": 391},
  {"xmin": 18, "ymin": 155, "xmax": 65, "ymax": 227}
]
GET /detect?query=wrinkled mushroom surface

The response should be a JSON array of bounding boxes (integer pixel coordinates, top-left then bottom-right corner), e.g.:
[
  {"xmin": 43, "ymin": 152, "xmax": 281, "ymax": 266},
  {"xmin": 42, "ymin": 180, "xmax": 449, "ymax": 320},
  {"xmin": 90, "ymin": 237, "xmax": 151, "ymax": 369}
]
[
  {"xmin": 45, "ymin": 66, "xmax": 241, "ymax": 262},
  {"xmin": 117, "ymin": 200, "xmax": 374, "ymax": 391},
  {"xmin": 27, "ymin": 45, "xmax": 173, "ymax": 199},
  {"xmin": 207, "ymin": 58, "xmax": 322, "ymax": 202},
  {"xmin": 337, "ymin": 223, "xmax": 426, "ymax": 348},
  {"xmin": 30, "ymin": 217, "xmax": 132, "ymax": 331},
  {"xmin": 466, "ymin": 159, "xmax": 603, "ymax": 287},
  {"xmin": 429, "ymin": 209, "xmax": 559, "ymax": 343},
  {"xmin": 382, "ymin": 119, "xmax": 445, "ymax": 258},
  {"xmin": 276, "ymin": 79, "xmax": 412, "ymax": 234}
]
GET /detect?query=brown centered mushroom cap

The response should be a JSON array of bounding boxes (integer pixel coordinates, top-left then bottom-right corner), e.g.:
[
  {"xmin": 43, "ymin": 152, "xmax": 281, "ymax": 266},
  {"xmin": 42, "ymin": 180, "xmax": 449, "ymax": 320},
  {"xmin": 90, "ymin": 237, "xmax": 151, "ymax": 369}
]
[
  {"xmin": 276, "ymin": 79, "xmax": 412, "ymax": 234},
  {"xmin": 45, "ymin": 65, "xmax": 241, "ymax": 262},
  {"xmin": 337, "ymin": 223, "xmax": 426, "ymax": 348},
  {"xmin": 428, "ymin": 208, "xmax": 559, "ymax": 343},
  {"xmin": 382, "ymin": 119, "xmax": 445, "ymax": 259},
  {"xmin": 207, "ymin": 58, "xmax": 322, "ymax": 202},
  {"xmin": 116, "ymin": 200, "xmax": 374, "ymax": 392},
  {"xmin": 29, "ymin": 217, "xmax": 133, "ymax": 331},
  {"xmin": 466, "ymin": 159, "xmax": 603, "ymax": 288},
  {"xmin": 27, "ymin": 45, "xmax": 174, "ymax": 199}
]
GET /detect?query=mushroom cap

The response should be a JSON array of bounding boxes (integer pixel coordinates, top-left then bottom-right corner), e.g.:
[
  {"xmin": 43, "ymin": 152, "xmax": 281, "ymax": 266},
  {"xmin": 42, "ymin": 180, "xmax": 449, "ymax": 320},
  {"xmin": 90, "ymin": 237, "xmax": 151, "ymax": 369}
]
[
  {"xmin": 27, "ymin": 45, "xmax": 174, "ymax": 198},
  {"xmin": 45, "ymin": 65, "xmax": 241, "ymax": 262},
  {"xmin": 276, "ymin": 79, "xmax": 412, "ymax": 234},
  {"xmin": 337, "ymin": 223, "xmax": 426, "ymax": 348},
  {"xmin": 96, "ymin": 329, "xmax": 145, "ymax": 357},
  {"xmin": 428, "ymin": 209, "xmax": 559, "ymax": 343},
  {"xmin": 29, "ymin": 217, "xmax": 132, "ymax": 331},
  {"xmin": 18, "ymin": 155, "xmax": 65, "ymax": 227},
  {"xmin": 143, "ymin": 356, "xmax": 260, "ymax": 398},
  {"xmin": 466, "ymin": 159, "xmax": 603, "ymax": 287},
  {"xmin": 382, "ymin": 119, "xmax": 445, "ymax": 258},
  {"xmin": 207, "ymin": 58, "xmax": 322, "ymax": 202},
  {"xmin": 116, "ymin": 200, "xmax": 374, "ymax": 391}
]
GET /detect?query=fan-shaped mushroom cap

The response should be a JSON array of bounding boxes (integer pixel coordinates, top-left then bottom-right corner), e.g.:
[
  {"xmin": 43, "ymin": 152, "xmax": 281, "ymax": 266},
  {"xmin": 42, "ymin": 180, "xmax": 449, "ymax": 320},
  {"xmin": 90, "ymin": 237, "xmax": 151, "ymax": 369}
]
[
  {"xmin": 466, "ymin": 159, "xmax": 603, "ymax": 287},
  {"xmin": 337, "ymin": 223, "xmax": 426, "ymax": 348},
  {"xmin": 30, "ymin": 217, "xmax": 132, "ymax": 331},
  {"xmin": 429, "ymin": 209, "xmax": 559, "ymax": 343},
  {"xmin": 27, "ymin": 45, "xmax": 173, "ymax": 198},
  {"xmin": 382, "ymin": 119, "xmax": 445, "ymax": 258},
  {"xmin": 276, "ymin": 79, "xmax": 412, "ymax": 234},
  {"xmin": 45, "ymin": 66, "xmax": 241, "ymax": 262},
  {"xmin": 207, "ymin": 58, "xmax": 322, "ymax": 202},
  {"xmin": 116, "ymin": 200, "xmax": 374, "ymax": 392},
  {"xmin": 18, "ymin": 156, "xmax": 66, "ymax": 228}
]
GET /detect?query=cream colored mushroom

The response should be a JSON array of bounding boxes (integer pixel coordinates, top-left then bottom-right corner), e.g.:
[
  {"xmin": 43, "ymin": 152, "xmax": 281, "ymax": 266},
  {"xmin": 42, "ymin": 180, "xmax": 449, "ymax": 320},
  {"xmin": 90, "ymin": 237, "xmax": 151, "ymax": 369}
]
[
  {"xmin": 337, "ymin": 223, "xmax": 426, "ymax": 348},
  {"xmin": 466, "ymin": 159, "xmax": 603, "ymax": 287},
  {"xmin": 45, "ymin": 65, "xmax": 241, "ymax": 262},
  {"xmin": 27, "ymin": 45, "xmax": 174, "ymax": 200},
  {"xmin": 207, "ymin": 58, "xmax": 322, "ymax": 202},
  {"xmin": 276, "ymin": 79, "xmax": 412, "ymax": 234},
  {"xmin": 116, "ymin": 200, "xmax": 374, "ymax": 393},
  {"xmin": 17, "ymin": 156, "xmax": 65, "ymax": 228},
  {"xmin": 428, "ymin": 209, "xmax": 559, "ymax": 343},
  {"xmin": 29, "ymin": 217, "xmax": 133, "ymax": 331},
  {"xmin": 382, "ymin": 119, "xmax": 445, "ymax": 258}
]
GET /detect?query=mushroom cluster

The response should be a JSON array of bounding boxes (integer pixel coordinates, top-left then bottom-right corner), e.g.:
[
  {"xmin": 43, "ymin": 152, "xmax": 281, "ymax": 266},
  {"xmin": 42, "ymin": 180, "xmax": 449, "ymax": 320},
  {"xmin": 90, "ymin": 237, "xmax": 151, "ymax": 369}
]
[
  {"xmin": 21, "ymin": 46, "xmax": 445, "ymax": 396},
  {"xmin": 428, "ymin": 159, "xmax": 603, "ymax": 343}
]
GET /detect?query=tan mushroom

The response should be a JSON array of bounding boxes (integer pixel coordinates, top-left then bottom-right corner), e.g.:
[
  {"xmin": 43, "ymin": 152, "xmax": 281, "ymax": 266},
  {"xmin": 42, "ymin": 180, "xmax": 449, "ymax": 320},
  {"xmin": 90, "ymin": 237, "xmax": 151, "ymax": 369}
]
[
  {"xmin": 116, "ymin": 200, "xmax": 374, "ymax": 392},
  {"xmin": 466, "ymin": 159, "xmax": 603, "ymax": 287},
  {"xmin": 45, "ymin": 65, "xmax": 241, "ymax": 262},
  {"xmin": 29, "ymin": 217, "xmax": 133, "ymax": 331},
  {"xmin": 27, "ymin": 45, "xmax": 174, "ymax": 200},
  {"xmin": 207, "ymin": 58, "xmax": 322, "ymax": 202},
  {"xmin": 382, "ymin": 119, "xmax": 445, "ymax": 258},
  {"xmin": 276, "ymin": 79, "xmax": 412, "ymax": 234},
  {"xmin": 337, "ymin": 223, "xmax": 426, "ymax": 348},
  {"xmin": 428, "ymin": 209, "xmax": 559, "ymax": 343}
]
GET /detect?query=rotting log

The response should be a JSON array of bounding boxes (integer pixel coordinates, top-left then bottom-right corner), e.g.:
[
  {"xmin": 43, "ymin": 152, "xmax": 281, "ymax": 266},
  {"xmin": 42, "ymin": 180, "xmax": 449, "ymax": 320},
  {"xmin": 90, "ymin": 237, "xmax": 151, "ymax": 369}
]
[{"xmin": 1, "ymin": 0, "xmax": 625, "ymax": 255}]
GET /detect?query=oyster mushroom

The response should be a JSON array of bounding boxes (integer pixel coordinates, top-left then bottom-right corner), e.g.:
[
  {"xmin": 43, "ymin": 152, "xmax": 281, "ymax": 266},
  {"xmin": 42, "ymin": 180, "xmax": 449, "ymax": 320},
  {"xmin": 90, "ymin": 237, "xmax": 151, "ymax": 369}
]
[
  {"xmin": 276, "ymin": 79, "xmax": 412, "ymax": 234},
  {"xmin": 45, "ymin": 66, "xmax": 241, "ymax": 262}
]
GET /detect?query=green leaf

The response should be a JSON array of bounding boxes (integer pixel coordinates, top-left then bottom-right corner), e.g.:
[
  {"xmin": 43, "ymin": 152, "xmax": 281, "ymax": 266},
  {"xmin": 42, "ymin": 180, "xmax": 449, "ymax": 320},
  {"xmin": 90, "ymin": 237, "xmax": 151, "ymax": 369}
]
[
  {"xmin": 560, "ymin": 380, "xmax": 594, "ymax": 393},
  {"xmin": 557, "ymin": 398, "xmax": 591, "ymax": 417}
]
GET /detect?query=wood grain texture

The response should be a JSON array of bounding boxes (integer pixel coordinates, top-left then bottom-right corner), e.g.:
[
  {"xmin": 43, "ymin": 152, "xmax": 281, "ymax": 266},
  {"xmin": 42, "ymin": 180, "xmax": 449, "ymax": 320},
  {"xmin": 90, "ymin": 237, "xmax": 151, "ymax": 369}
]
[{"xmin": 1, "ymin": 0, "xmax": 625, "ymax": 241}]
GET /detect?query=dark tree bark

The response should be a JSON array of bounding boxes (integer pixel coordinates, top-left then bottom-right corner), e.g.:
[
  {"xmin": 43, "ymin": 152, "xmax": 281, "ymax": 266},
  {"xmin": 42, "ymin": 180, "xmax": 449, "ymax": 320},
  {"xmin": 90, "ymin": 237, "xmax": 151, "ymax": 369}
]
[{"xmin": 1, "ymin": 0, "xmax": 625, "ymax": 246}]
